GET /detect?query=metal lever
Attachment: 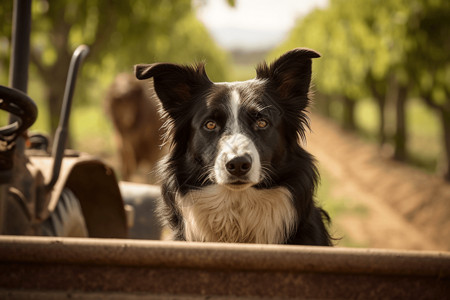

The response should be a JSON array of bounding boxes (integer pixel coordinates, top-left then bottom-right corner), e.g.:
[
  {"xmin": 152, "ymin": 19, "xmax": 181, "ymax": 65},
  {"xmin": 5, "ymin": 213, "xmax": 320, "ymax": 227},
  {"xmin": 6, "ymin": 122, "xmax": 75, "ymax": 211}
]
[{"xmin": 45, "ymin": 45, "xmax": 89, "ymax": 191}]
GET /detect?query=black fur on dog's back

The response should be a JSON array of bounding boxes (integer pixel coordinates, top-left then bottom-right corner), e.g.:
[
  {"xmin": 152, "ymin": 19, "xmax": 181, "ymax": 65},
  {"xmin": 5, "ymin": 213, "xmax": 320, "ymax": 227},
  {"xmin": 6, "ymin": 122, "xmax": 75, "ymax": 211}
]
[{"xmin": 135, "ymin": 48, "xmax": 332, "ymax": 245}]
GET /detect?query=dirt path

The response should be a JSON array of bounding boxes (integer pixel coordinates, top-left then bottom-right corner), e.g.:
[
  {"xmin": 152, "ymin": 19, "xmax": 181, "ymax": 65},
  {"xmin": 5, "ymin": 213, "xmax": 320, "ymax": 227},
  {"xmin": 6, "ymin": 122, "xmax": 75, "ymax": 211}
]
[{"xmin": 306, "ymin": 114, "xmax": 450, "ymax": 251}]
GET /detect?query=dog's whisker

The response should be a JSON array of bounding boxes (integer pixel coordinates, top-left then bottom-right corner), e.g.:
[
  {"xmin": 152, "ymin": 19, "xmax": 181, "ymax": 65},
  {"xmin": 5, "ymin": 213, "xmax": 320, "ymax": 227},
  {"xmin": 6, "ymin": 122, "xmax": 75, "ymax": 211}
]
[{"xmin": 259, "ymin": 164, "xmax": 276, "ymax": 187}]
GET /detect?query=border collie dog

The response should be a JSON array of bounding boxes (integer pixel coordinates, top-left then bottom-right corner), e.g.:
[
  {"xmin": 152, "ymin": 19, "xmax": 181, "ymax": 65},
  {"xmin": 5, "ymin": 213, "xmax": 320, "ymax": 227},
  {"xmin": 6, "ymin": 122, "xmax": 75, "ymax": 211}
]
[{"xmin": 135, "ymin": 48, "xmax": 332, "ymax": 245}]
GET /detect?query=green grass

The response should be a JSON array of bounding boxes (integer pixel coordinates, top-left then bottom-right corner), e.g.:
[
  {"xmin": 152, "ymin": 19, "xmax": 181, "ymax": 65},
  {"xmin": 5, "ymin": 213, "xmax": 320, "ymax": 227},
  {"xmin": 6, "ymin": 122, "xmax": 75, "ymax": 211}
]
[
  {"xmin": 354, "ymin": 98, "xmax": 379, "ymax": 142},
  {"xmin": 354, "ymin": 98, "xmax": 441, "ymax": 172},
  {"xmin": 316, "ymin": 167, "xmax": 369, "ymax": 248},
  {"xmin": 71, "ymin": 104, "xmax": 115, "ymax": 156},
  {"xmin": 406, "ymin": 100, "xmax": 441, "ymax": 171}
]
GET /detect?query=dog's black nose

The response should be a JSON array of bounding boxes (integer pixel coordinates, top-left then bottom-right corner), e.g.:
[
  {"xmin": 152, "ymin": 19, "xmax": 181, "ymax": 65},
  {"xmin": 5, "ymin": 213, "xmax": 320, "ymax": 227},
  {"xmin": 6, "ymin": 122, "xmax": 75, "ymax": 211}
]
[{"xmin": 226, "ymin": 155, "xmax": 252, "ymax": 177}]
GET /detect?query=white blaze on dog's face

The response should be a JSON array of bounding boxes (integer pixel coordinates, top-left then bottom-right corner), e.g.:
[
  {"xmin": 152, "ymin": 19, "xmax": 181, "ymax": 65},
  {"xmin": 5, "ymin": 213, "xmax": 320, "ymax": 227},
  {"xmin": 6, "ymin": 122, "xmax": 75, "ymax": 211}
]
[{"xmin": 214, "ymin": 89, "xmax": 262, "ymax": 190}]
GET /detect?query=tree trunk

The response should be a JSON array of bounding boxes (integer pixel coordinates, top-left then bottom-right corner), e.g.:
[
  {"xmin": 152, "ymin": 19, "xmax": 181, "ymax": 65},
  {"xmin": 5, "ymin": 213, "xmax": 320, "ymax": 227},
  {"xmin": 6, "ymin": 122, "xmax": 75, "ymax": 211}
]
[
  {"xmin": 367, "ymin": 74, "xmax": 387, "ymax": 146},
  {"xmin": 393, "ymin": 83, "xmax": 408, "ymax": 161},
  {"xmin": 440, "ymin": 109, "xmax": 450, "ymax": 181},
  {"xmin": 420, "ymin": 90, "xmax": 450, "ymax": 182},
  {"xmin": 342, "ymin": 96, "xmax": 356, "ymax": 131},
  {"xmin": 376, "ymin": 96, "xmax": 387, "ymax": 146}
]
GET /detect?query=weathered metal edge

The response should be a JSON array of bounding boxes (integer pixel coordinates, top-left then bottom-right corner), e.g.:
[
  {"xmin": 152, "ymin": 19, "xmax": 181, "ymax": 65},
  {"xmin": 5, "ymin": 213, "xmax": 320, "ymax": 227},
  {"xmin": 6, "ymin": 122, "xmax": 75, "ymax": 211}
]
[{"xmin": 1, "ymin": 236, "xmax": 449, "ymax": 277}]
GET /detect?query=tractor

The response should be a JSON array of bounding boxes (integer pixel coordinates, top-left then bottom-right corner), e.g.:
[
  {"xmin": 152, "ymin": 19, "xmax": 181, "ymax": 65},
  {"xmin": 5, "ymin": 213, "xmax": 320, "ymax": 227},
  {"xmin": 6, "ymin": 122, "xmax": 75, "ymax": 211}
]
[{"xmin": 0, "ymin": 0, "xmax": 161, "ymax": 240}]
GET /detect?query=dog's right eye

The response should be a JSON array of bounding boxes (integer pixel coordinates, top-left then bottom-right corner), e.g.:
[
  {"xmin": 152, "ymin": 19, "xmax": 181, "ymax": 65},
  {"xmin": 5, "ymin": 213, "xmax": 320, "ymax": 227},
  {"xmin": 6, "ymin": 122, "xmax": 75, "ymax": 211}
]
[{"xmin": 204, "ymin": 120, "xmax": 217, "ymax": 131}]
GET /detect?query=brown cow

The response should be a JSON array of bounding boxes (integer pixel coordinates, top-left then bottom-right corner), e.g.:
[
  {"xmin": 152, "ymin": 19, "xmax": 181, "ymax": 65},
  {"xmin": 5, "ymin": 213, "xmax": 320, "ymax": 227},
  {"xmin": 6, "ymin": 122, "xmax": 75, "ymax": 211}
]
[{"xmin": 105, "ymin": 73, "xmax": 164, "ymax": 182}]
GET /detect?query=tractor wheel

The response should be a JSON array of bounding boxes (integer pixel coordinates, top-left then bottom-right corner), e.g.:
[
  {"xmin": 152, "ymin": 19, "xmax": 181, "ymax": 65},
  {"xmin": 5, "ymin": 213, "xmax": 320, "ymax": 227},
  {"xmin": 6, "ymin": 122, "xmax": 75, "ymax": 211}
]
[{"xmin": 41, "ymin": 188, "xmax": 88, "ymax": 237}]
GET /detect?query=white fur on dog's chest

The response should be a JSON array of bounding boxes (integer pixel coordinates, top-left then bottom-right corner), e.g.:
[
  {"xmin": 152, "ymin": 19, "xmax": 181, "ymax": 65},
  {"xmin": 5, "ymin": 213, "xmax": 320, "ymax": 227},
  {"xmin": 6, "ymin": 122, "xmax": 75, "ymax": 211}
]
[{"xmin": 177, "ymin": 185, "xmax": 297, "ymax": 244}]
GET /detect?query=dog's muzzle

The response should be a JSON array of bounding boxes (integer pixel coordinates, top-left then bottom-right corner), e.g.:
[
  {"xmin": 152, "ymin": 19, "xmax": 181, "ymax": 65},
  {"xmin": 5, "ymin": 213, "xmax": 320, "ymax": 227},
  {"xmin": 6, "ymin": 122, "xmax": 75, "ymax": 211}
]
[{"xmin": 214, "ymin": 134, "xmax": 261, "ymax": 188}]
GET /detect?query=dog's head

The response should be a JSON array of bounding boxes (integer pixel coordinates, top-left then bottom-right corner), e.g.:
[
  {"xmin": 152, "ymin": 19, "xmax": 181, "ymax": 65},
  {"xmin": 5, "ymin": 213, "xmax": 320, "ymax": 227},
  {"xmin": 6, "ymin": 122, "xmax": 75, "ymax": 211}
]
[{"xmin": 135, "ymin": 48, "xmax": 320, "ymax": 191}]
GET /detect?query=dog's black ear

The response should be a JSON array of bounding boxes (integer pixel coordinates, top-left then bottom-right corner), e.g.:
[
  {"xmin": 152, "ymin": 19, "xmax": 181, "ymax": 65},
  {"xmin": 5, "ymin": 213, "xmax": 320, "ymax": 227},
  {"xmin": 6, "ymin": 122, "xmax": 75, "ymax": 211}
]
[
  {"xmin": 256, "ymin": 48, "xmax": 320, "ymax": 103},
  {"xmin": 134, "ymin": 63, "xmax": 212, "ymax": 116}
]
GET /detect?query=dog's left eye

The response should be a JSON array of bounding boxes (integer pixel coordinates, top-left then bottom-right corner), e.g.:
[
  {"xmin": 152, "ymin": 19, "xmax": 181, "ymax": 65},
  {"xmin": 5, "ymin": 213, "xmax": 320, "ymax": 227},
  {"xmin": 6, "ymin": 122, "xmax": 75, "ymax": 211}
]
[
  {"xmin": 204, "ymin": 120, "xmax": 217, "ymax": 131},
  {"xmin": 256, "ymin": 118, "xmax": 269, "ymax": 129}
]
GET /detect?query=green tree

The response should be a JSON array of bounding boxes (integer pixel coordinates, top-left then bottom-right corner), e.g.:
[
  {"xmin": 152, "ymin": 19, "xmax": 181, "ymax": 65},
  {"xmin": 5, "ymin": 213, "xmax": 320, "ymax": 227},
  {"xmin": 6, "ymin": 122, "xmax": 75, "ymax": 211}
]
[
  {"xmin": 271, "ymin": 3, "xmax": 369, "ymax": 131},
  {"xmin": 272, "ymin": 0, "xmax": 450, "ymax": 181},
  {"xmin": 1, "ymin": 0, "xmax": 230, "ymax": 134},
  {"xmin": 406, "ymin": 0, "xmax": 450, "ymax": 180}
]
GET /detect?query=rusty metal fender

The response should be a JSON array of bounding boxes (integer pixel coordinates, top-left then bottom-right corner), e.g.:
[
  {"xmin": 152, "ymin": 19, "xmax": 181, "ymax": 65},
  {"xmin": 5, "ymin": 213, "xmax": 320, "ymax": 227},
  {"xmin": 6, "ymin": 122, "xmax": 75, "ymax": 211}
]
[{"xmin": 30, "ymin": 152, "xmax": 128, "ymax": 238}]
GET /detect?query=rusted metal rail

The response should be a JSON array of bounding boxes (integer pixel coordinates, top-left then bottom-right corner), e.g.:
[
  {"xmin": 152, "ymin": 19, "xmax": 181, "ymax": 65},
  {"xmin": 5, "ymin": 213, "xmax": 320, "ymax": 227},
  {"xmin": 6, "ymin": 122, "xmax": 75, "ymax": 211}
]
[{"xmin": 0, "ymin": 236, "xmax": 448, "ymax": 299}]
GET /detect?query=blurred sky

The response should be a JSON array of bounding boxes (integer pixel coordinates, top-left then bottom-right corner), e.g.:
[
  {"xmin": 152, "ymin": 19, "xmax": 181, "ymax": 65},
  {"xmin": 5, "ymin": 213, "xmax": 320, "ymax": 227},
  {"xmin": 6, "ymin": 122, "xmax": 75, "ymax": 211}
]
[{"xmin": 195, "ymin": 0, "xmax": 329, "ymax": 51}]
